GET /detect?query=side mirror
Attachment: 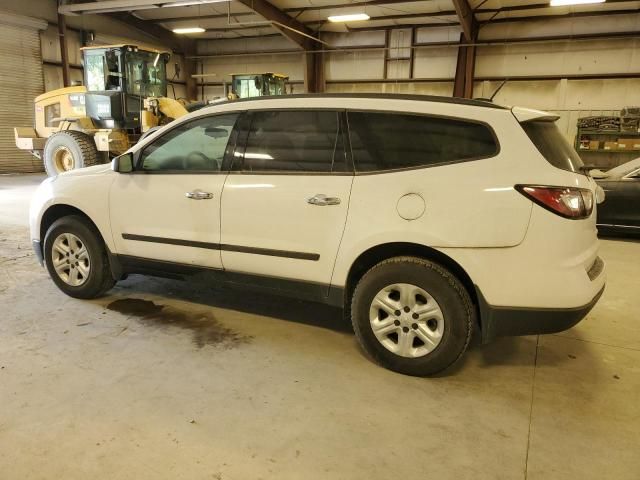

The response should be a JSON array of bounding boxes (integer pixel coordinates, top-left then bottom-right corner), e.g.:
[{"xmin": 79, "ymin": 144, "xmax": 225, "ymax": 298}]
[{"xmin": 112, "ymin": 153, "xmax": 134, "ymax": 173}]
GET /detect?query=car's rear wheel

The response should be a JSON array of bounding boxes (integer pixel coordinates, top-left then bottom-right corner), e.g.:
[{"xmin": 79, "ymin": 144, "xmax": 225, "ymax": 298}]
[
  {"xmin": 351, "ymin": 256, "xmax": 473, "ymax": 376},
  {"xmin": 43, "ymin": 215, "xmax": 115, "ymax": 299}
]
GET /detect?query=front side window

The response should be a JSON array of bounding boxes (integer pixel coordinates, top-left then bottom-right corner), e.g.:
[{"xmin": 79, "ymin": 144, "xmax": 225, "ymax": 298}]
[
  {"xmin": 139, "ymin": 114, "xmax": 238, "ymax": 172},
  {"xmin": 348, "ymin": 111, "xmax": 498, "ymax": 172},
  {"xmin": 240, "ymin": 110, "xmax": 348, "ymax": 173}
]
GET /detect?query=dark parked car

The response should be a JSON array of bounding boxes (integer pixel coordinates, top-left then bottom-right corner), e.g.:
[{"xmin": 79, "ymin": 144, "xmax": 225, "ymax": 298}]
[{"xmin": 593, "ymin": 158, "xmax": 640, "ymax": 235}]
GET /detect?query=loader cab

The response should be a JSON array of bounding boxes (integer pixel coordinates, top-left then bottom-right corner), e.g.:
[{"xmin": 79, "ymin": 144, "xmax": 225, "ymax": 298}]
[
  {"xmin": 230, "ymin": 73, "xmax": 288, "ymax": 99},
  {"xmin": 82, "ymin": 45, "xmax": 169, "ymax": 130}
]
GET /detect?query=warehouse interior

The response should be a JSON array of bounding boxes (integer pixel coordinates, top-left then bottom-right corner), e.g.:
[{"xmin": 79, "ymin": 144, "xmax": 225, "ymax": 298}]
[{"xmin": 1, "ymin": 0, "xmax": 639, "ymax": 479}]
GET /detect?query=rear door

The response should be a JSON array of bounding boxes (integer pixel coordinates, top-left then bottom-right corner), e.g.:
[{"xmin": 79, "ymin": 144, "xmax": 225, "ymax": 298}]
[{"xmin": 220, "ymin": 109, "xmax": 353, "ymax": 293}]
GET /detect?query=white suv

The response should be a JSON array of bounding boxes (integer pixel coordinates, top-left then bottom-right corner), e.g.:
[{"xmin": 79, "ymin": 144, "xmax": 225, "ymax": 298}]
[{"xmin": 30, "ymin": 94, "xmax": 606, "ymax": 376}]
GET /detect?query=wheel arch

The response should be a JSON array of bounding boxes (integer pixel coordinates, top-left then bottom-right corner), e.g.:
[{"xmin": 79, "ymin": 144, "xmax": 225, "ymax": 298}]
[
  {"xmin": 343, "ymin": 242, "xmax": 480, "ymax": 327},
  {"xmin": 39, "ymin": 203, "xmax": 121, "ymax": 280},
  {"xmin": 40, "ymin": 204, "xmax": 106, "ymax": 252}
]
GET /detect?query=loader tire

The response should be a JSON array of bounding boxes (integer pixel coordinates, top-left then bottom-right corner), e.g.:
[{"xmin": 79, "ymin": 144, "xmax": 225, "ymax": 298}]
[{"xmin": 43, "ymin": 131, "xmax": 98, "ymax": 177}]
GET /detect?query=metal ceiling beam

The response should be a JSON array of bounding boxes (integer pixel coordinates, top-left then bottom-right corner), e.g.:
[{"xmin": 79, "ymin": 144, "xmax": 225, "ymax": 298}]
[
  {"xmin": 451, "ymin": 0, "xmax": 477, "ymax": 42},
  {"xmin": 59, "ymin": 0, "xmax": 234, "ymax": 15},
  {"xmin": 233, "ymin": 0, "xmax": 324, "ymax": 92},
  {"xmin": 341, "ymin": 5, "xmax": 640, "ymax": 32},
  {"xmin": 479, "ymin": 7, "xmax": 640, "ymax": 26},
  {"xmin": 235, "ymin": 0, "xmax": 319, "ymax": 50},
  {"xmin": 141, "ymin": 0, "xmax": 640, "ymax": 34},
  {"xmin": 151, "ymin": 11, "xmax": 257, "ymax": 23},
  {"xmin": 283, "ymin": 0, "xmax": 432, "ymax": 13},
  {"xmin": 107, "ymin": 11, "xmax": 194, "ymax": 53},
  {"xmin": 347, "ymin": 22, "xmax": 458, "ymax": 32}
]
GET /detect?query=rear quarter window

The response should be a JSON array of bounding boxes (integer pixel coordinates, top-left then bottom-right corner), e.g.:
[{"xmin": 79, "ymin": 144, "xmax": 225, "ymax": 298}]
[
  {"xmin": 347, "ymin": 111, "xmax": 499, "ymax": 172},
  {"xmin": 521, "ymin": 120, "xmax": 584, "ymax": 173}
]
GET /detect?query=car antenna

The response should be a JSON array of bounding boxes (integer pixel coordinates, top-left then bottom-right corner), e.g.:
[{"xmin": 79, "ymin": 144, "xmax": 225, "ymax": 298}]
[
  {"xmin": 490, "ymin": 79, "xmax": 507, "ymax": 101},
  {"xmin": 473, "ymin": 79, "xmax": 508, "ymax": 103}
]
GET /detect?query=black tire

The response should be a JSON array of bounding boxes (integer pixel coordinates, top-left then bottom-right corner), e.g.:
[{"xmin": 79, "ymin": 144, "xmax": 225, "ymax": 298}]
[
  {"xmin": 43, "ymin": 215, "xmax": 115, "ymax": 299},
  {"xmin": 351, "ymin": 256, "xmax": 473, "ymax": 376},
  {"xmin": 43, "ymin": 131, "xmax": 98, "ymax": 177}
]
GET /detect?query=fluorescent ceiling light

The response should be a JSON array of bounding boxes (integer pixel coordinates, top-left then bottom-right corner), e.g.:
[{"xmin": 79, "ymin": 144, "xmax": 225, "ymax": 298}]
[
  {"xmin": 172, "ymin": 27, "xmax": 206, "ymax": 33},
  {"xmin": 327, "ymin": 13, "xmax": 370, "ymax": 22},
  {"xmin": 550, "ymin": 0, "xmax": 605, "ymax": 6},
  {"xmin": 162, "ymin": 0, "xmax": 229, "ymax": 7}
]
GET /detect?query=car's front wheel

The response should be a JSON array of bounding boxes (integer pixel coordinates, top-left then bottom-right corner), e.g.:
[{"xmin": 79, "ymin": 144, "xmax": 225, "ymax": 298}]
[
  {"xmin": 43, "ymin": 215, "xmax": 115, "ymax": 299},
  {"xmin": 351, "ymin": 256, "xmax": 473, "ymax": 376}
]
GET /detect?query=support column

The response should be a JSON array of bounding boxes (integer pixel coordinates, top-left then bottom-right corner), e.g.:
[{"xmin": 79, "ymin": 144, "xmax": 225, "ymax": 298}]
[
  {"xmin": 452, "ymin": 32, "xmax": 477, "ymax": 99},
  {"xmin": 184, "ymin": 57, "xmax": 198, "ymax": 101},
  {"xmin": 57, "ymin": 13, "xmax": 70, "ymax": 87},
  {"xmin": 304, "ymin": 48, "xmax": 324, "ymax": 93}
]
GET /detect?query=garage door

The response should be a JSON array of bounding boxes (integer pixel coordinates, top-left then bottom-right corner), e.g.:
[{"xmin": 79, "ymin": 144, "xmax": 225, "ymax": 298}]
[{"xmin": 0, "ymin": 13, "xmax": 46, "ymax": 173}]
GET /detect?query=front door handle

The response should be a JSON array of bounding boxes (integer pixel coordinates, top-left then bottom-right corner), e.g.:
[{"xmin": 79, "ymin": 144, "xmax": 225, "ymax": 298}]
[
  {"xmin": 307, "ymin": 194, "xmax": 341, "ymax": 206},
  {"xmin": 186, "ymin": 189, "xmax": 214, "ymax": 200}
]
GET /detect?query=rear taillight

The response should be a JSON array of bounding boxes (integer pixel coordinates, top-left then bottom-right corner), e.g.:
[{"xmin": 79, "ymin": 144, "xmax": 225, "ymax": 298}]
[{"xmin": 515, "ymin": 185, "xmax": 594, "ymax": 219}]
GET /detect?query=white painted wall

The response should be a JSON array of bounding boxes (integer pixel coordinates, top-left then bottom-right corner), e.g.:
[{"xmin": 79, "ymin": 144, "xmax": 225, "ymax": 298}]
[{"xmin": 195, "ymin": 13, "xmax": 640, "ymax": 163}]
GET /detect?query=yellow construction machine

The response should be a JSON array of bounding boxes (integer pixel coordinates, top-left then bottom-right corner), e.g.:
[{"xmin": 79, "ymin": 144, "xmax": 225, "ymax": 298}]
[
  {"xmin": 228, "ymin": 73, "xmax": 289, "ymax": 99},
  {"xmin": 14, "ymin": 44, "xmax": 188, "ymax": 176}
]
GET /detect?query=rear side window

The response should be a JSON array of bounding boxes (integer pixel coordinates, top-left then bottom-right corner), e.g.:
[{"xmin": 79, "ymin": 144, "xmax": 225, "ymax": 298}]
[
  {"xmin": 521, "ymin": 120, "xmax": 583, "ymax": 173},
  {"xmin": 240, "ymin": 110, "xmax": 348, "ymax": 173},
  {"xmin": 347, "ymin": 111, "xmax": 498, "ymax": 172}
]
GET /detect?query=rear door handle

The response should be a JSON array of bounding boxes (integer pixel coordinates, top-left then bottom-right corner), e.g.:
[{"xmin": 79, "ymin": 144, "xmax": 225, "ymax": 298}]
[
  {"xmin": 186, "ymin": 189, "xmax": 214, "ymax": 200},
  {"xmin": 307, "ymin": 194, "xmax": 341, "ymax": 206}
]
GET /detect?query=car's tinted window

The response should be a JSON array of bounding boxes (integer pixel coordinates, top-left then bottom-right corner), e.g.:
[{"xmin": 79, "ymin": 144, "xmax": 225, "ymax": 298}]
[
  {"xmin": 521, "ymin": 120, "xmax": 583, "ymax": 173},
  {"xmin": 240, "ymin": 110, "xmax": 348, "ymax": 173},
  {"xmin": 140, "ymin": 114, "xmax": 238, "ymax": 172},
  {"xmin": 347, "ymin": 111, "xmax": 498, "ymax": 172}
]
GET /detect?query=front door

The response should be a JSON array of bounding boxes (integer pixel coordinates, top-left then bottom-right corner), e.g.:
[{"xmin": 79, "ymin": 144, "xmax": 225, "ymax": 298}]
[
  {"xmin": 109, "ymin": 113, "xmax": 239, "ymax": 269},
  {"xmin": 220, "ymin": 109, "xmax": 353, "ymax": 292}
]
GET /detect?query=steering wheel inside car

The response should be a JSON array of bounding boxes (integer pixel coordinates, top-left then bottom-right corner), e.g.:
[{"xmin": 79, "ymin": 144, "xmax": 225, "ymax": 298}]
[{"xmin": 183, "ymin": 151, "xmax": 215, "ymax": 171}]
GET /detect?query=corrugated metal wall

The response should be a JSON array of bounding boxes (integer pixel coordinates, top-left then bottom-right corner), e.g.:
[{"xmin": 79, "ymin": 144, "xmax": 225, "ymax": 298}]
[{"xmin": 0, "ymin": 15, "xmax": 45, "ymax": 173}]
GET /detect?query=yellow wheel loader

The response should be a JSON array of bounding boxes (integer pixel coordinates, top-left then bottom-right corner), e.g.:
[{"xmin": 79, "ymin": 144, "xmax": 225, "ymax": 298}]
[
  {"xmin": 228, "ymin": 72, "xmax": 288, "ymax": 99},
  {"xmin": 14, "ymin": 44, "xmax": 188, "ymax": 176}
]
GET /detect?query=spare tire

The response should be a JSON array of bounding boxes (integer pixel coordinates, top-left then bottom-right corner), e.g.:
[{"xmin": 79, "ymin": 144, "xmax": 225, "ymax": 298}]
[{"xmin": 43, "ymin": 131, "xmax": 98, "ymax": 176}]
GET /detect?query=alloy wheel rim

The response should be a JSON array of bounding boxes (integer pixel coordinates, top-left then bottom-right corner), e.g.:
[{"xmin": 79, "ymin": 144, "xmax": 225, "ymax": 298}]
[
  {"xmin": 369, "ymin": 283, "xmax": 444, "ymax": 358},
  {"xmin": 51, "ymin": 233, "xmax": 90, "ymax": 287},
  {"xmin": 53, "ymin": 146, "xmax": 75, "ymax": 172}
]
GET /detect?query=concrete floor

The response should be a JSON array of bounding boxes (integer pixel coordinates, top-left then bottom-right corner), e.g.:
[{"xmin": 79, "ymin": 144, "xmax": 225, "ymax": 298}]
[{"xmin": 1, "ymin": 174, "xmax": 638, "ymax": 480}]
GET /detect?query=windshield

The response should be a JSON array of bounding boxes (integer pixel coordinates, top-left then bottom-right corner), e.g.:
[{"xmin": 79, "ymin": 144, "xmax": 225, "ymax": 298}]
[
  {"xmin": 125, "ymin": 51, "xmax": 167, "ymax": 97},
  {"xmin": 267, "ymin": 76, "xmax": 285, "ymax": 95},
  {"xmin": 605, "ymin": 157, "xmax": 640, "ymax": 177},
  {"xmin": 521, "ymin": 120, "xmax": 584, "ymax": 173},
  {"xmin": 233, "ymin": 77, "xmax": 262, "ymax": 98}
]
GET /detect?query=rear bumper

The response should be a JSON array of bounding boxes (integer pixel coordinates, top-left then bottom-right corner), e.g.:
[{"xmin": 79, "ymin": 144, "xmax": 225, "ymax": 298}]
[
  {"xmin": 32, "ymin": 239, "xmax": 44, "ymax": 266},
  {"xmin": 477, "ymin": 284, "xmax": 605, "ymax": 343}
]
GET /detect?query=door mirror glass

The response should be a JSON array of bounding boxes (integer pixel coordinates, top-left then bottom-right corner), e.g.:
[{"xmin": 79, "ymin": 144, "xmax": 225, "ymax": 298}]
[{"xmin": 113, "ymin": 153, "xmax": 134, "ymax": 173}]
